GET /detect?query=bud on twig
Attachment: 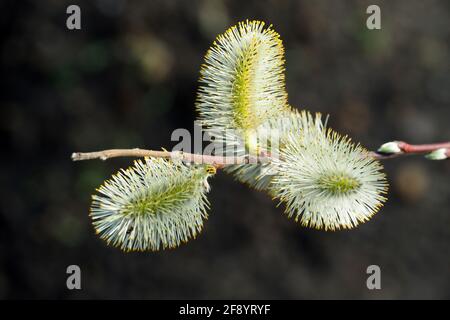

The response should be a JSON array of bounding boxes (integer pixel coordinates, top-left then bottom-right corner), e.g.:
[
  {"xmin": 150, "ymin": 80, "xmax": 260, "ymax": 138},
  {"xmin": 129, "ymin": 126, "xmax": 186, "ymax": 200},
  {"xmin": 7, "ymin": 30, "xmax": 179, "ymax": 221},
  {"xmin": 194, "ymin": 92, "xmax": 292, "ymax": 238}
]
[
  {"xmin": 377, "ymin": 141, "xmax": 401, "ymax": 154},
  {"xmin": 425, "ymin": 148, "xmax": 448, "ymax": 161}
]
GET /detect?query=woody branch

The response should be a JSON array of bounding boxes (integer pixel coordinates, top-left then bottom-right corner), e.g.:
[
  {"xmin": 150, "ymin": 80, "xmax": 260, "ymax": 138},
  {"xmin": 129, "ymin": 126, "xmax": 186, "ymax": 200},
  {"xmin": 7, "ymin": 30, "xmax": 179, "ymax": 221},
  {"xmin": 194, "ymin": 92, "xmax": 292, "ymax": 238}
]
[{"xmin": 71, "ymin": 141, "xmax": 449, "ymax": 166}]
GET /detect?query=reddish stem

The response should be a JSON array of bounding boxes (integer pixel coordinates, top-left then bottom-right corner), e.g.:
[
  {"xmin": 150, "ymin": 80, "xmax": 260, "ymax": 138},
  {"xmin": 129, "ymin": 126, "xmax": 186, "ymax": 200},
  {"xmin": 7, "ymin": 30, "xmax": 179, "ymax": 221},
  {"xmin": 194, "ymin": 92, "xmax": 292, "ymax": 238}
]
[
  {"xmin": 372, "ymin": 141, "xmax": 450, "ymax": 159},
  {"xmin": 396, "ymin": 141, "xmax": 450, "ymax": 154}
]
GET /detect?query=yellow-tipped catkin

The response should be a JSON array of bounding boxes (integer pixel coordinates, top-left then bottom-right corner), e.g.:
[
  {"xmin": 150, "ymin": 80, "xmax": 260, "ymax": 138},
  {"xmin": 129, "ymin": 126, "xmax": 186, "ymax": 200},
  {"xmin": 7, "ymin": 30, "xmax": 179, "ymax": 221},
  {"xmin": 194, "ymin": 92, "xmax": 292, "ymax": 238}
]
[
  {"xmin": 196, "ymin": 20, "xmax": 289, "ymax": 153},
  {"xmin": 270, "ymin": 127, "xmax": 389, "ymax": 231},
  {"xmin": 90, "ymin": 158, "xmax": 215, "ymax": 252}
]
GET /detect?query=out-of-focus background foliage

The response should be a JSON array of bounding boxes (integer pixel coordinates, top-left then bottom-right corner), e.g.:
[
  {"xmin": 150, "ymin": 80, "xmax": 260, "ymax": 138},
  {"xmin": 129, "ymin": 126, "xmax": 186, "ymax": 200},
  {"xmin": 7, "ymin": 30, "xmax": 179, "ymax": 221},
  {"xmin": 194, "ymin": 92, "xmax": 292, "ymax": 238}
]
[{"xmin": 1, "ymin": 0, "xmax": 449, "ymax": 299}]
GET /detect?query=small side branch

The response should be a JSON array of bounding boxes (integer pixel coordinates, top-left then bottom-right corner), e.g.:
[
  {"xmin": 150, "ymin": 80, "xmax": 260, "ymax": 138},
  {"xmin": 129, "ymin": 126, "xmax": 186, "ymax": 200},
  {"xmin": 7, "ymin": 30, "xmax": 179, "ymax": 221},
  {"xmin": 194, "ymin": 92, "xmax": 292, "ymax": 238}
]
[
  {"xmin": 72, "ymin": 149, "xmax": 268, "ymax": 168},
  {"xmin": 374, "ymin": 141, "xmax": 450, "ymax": 160}
]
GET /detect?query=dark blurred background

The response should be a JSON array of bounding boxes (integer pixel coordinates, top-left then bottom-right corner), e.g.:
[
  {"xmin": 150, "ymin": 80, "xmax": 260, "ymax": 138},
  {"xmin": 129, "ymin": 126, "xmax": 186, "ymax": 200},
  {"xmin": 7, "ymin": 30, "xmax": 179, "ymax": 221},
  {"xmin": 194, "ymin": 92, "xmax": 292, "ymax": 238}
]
[{"xmin": 1, "ymin": 0, "xmax": 449, "ymax": 299}]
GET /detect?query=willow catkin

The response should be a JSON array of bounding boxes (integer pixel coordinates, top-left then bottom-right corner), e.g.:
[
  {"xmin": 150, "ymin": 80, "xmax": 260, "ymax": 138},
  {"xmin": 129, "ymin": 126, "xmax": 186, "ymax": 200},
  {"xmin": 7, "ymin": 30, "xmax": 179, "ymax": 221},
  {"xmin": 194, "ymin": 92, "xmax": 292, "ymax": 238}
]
[
  {"xmin": 270, "ymin": 125, "xmax": 388, "ymax": 230},
  {"xmin": 90, "ymin": 157, "xmax": 215, "ymax": 251}
]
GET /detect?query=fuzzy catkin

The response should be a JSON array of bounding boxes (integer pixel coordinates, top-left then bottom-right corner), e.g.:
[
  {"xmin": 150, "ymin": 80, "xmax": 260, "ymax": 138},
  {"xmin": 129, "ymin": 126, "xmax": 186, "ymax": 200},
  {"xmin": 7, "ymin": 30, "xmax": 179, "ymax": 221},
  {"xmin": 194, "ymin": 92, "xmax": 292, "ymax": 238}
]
[
  {"xmin": 270, "ymin": 127, "xmax": 388, "ymax": 230},
  {"xmin": 90, "ymin": 158, "xmax": 215, "ymax": 251},
  {"xmin": 196, "ymin": 20, "xmax": 290, "ymax": 155}
]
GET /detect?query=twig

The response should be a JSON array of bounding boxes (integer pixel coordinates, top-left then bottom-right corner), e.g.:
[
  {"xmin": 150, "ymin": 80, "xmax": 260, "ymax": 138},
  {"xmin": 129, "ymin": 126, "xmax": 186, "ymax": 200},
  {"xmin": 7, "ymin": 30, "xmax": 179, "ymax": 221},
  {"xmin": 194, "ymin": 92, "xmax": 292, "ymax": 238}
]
[
  {"xmin": 374, "ymin": 141, "xmax": 450, "ymax": 160},
  {"xmin": 72, "ymin": 140, "xmax": 449, "ymax": 167},
  {"xmin": 71, "ymin": 149, "xmax": 269, "ymax": 168}
]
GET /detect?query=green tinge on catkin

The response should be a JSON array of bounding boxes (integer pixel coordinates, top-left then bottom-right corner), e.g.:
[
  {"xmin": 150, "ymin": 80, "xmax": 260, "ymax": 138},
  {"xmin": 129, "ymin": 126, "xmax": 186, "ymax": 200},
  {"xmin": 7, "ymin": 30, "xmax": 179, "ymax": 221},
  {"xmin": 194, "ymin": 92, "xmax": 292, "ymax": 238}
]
[
  {"xmin": 121, "ymin": 179, "xmax": 196, "ymax": 216},
  {"xmin": 316, "ymin": 172, "xmax": 361, "ymax": 195},
  {"xmin": 232, "ymin": 37, "xmax": 259, "ymax": 131}
]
